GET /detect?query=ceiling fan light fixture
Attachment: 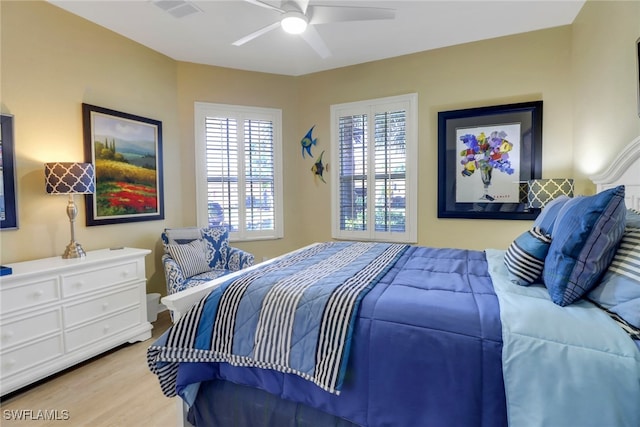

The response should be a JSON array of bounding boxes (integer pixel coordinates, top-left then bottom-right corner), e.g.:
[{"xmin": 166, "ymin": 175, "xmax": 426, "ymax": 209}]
[{"xmin": 281, "ymin": 11, "xmax": 308, "ymax": 34}]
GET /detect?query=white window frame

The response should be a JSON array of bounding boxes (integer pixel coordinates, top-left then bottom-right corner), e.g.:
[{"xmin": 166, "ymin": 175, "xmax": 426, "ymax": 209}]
[
  {"xmin": 194, "ymin": 102, "xmax": 284, "ymax": 242},
  {"xmin": 330, "ymin": 93, "xmax": 418, "ymax": 243}
]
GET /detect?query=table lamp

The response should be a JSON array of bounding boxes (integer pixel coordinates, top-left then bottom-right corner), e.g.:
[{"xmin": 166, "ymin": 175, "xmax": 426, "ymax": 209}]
[
  {"xmin": 45, "ymin": 162, "xmax": 95, "ymax": 259},
  {"xmin": 527, "ymin": 178, "xmax": 574, "ymax": 209}
]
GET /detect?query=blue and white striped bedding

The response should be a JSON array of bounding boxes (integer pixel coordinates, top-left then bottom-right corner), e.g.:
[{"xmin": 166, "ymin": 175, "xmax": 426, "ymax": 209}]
[{"xmin": 149, "ymin": 242, "xmax": 408, "ymax": 395}]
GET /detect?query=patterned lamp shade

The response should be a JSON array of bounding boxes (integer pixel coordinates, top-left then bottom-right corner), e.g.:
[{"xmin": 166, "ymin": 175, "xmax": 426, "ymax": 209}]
[
  {"xmin": 45, "ymin": 162, "xmax": 95, "ymax": 194},
  {"xmin": 527, "ymin": 178, "xmax": 574, "ymax": 209}
]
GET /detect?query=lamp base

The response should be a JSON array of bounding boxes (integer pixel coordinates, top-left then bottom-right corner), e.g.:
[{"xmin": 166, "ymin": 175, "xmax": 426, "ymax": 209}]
[{"xmin": 63, "ymin": 241, "xmax": 87, "ymax": 259}]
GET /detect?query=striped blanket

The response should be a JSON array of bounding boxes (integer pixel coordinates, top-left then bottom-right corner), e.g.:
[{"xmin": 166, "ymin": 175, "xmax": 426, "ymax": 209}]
[{"xmin": 148, "ymin": 241, "xmax": 408, "ymax": 396}]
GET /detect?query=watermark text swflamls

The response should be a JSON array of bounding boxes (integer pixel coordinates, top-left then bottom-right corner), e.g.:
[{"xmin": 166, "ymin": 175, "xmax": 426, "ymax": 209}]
[{"xmin": 3, "ymin": 409, "xmax": 70, "ymax": 421}]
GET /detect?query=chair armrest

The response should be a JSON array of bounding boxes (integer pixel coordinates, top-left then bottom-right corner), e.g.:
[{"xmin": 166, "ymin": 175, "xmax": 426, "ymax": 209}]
[
  {"xmin": 162, "ymin": 253, "xmax": 187, "ymax": 295},
  {"xmin": 225, "ymin": 247, "xmax": 255, "ymax": 271}
]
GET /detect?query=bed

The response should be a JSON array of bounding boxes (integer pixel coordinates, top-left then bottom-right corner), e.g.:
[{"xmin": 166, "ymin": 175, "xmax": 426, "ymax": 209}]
[{"xmin": 149, "ymin": 135, "xmax": 640, "ymax": 427}]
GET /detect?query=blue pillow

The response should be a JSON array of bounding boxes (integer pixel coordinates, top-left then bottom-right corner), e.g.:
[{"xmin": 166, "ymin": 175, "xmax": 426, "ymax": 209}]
[
  {"xmin": 533, "ymin": 195, "xmax": 571, "ymax": 235},
  {"xmin": 201, "ymin": 227, "xmax": 230, "ymax": 269},
  {"xmin": 588, "ymin": 226, "xmax": 640, "ymax": 329},
  {"xmin": 626, "ymin": 208, "xmax": 640, "ymax": 228},
  {"xmin": 504, "ymin": 227, "xmax": 552, "ymax": 286},
  {"xmin": 542, "ymin": 186, "xmax": 626, "ymax": 306}
]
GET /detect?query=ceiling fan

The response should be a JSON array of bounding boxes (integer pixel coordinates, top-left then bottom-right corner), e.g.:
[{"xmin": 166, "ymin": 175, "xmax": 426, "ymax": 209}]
[{"xmin": 233, "ymin": 0, "xmax": 395, "ymax": 58}]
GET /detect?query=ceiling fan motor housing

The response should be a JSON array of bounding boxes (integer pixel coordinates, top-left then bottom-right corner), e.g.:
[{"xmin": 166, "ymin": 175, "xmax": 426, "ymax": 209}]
[{"xmin": 281, "ymin": 11, "xmax": 308, "ymax": 34}]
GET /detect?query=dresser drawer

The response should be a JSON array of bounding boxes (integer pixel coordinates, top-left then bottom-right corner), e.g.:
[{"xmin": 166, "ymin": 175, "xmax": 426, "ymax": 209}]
[
  {"xmin": 1, "ymin": 335, "xmax": 64, "ymax": 378},
  {"xmin": 65, "ymin": 308, "xmax": 141, "ymax": 352},
  {"xmin": 0, "ymin": 310, "xmax": 62, "ymax": 350},
  {"xmin": 61, "ymin": 261, "xmax": 141, "ymax": 297},
  {"xmin": 63, "ymin": 285, "xmax": 141, "ymax": 328},
  {"xmin": 0, "ymin": 279, "xmax": 60, "ymax": 315}
]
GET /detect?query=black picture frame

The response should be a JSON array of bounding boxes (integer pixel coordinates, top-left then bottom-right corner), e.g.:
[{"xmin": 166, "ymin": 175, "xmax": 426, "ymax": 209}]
[
  {"xmin": 636, "ymin": 37, "xmax": 639, "ymax": 117},
  {"xmin": 82, "ymin": 104, "xmax": 164, "ymax": 226},
  {"xmin": 1, "ymin": 114, "xmax": 18, "ymax": 230},
  {"xmin": 437, "ymin": 101, "xmax": 543, "ymax": 220}
]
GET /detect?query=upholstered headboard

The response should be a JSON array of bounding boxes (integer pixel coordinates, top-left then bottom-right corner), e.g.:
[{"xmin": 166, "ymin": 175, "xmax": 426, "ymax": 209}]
[{"xmin": 590, "ymin": 135, "xmax": 640, "ymax": 210}]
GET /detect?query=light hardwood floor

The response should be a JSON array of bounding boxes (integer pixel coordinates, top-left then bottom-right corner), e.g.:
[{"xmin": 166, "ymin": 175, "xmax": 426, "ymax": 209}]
[{"xmin": 0, "ymin": 311, "xmax": 178, "ymax": 426}]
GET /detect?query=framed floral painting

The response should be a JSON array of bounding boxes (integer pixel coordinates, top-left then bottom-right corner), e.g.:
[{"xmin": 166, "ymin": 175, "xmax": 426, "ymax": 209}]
[
  {"xmin": 82, "ymin": 104, "xmax": 164, "ymax": 226},
  {"xmin": 437, "ymin": 101, "xmax": 543, "ymax": 220}
]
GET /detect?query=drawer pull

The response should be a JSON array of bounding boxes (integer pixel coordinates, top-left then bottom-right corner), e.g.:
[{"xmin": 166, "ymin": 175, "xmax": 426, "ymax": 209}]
[
  {"xmin": 75, "ymin": 282, "xmax": 84, "ymax": 288},
  {"xmin": 2, "ymin": 330, "xmax": 15, "ymax": 340},
  {"xmin": 121, "ymin": 270, "xmax": 130, "ymax": 278},
  {"xmin": 103, "ymin": 324, "xmax": 110, "ymax": 333},
  {"xmin": 34, "ymin": 290, "xmax": 44, "ymax": 297},
  {"xmin": 5, "ymin": 358, "xmax": 16, "ymax": 368},
  {"xmin": 102, "ymin": 302, "xmax": 109, "ymax": 310}
]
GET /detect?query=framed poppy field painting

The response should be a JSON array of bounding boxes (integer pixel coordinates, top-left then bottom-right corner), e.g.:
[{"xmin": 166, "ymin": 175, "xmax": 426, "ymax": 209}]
[
  {"xmin": 437, "ymin": 101, "xmax": 543, "ymax": 220},
  {"xmin": 83, "ymin": 104, "xmax": 164, "ymax": 226}
]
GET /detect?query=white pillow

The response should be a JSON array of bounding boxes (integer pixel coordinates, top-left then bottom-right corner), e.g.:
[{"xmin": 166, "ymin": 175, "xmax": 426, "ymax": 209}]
[{"xmin": 167, "ymin": 239, "xmax": 210, "ymax": 278}]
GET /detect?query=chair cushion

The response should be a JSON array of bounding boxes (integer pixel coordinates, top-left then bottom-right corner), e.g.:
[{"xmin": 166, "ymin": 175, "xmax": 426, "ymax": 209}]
[
  {"xmin": 166, "ymin": 239, "xmax": 211, "ymax": 278},
  {"xmin": 542, "ymin": 186, "xmax": 626, "ymax": 306},
  {"xmin": 184, "ymin": 269, "xmax": 231, "ymax": 287},
  {"xmin": 163, "ymin": 227, "xmax": 202, "ymax": 245}
]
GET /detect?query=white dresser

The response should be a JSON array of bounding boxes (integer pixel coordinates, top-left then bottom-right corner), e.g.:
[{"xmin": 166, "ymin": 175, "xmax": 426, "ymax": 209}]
[{"xmin": 0, "ymin": 247, "xmax": 152, "ymax": 396}]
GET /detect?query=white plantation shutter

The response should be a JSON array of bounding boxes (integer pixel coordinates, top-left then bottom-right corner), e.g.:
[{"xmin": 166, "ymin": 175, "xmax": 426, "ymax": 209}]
[
  {"xmin": 332, "ymin": 94, "xmax": 417, "ymax": 242},
  {"xmin": 244, "ymin": 119, "xmax": 275, "ymax": 231},
  {"xmin": 205, "ymin": 117, "xmax": 240, "ymax": 230},
  {"xmin": 338, "ymin": 114, "xmax": 368, "ymax": 232},
  {"xmin": 195, "ymin": 103, "xmax": 283, "ymax": 241},
  {"xmin": 374, "ymin": 110, "xmax": 407, "ymax": 233}
]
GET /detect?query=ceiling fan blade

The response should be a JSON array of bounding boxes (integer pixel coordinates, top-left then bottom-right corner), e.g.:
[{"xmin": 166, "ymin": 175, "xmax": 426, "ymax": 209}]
[
  {"xmin": 232, "ymin": 21, "xmax": 281, "ymax": 46},
  {"xmin": 309, "ymin": 6, "xmax": 395, "ymax": 25},
  {"xmin": 300, "ymin": 25, "xmax": 331, "ymax": 59},
  {"xmin": 244, "ymin": 0, "xmax": 285, "ymax": 13},
  {"xmin": 291, "ymin": 0, "xmax": 309, "ymax": 14}
]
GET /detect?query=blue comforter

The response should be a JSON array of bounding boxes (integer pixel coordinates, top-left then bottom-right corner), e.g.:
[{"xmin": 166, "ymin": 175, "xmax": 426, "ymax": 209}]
[{"xmin": 168, "ymin": 246, "xmax": 507, "ymax": 427}]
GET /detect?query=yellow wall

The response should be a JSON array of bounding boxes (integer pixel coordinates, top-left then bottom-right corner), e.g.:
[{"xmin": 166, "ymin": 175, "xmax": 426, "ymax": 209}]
[
  {"xmin": 295, "ymin": 27, "xmax": 575, "ymax": 250},
  {"xmin": 1, "ymin": 0, "xmax": 638, "ymax": 295},
  {"xmin": 571, "ymin": 0, "xmax": 640, "ymax": 195},
  {"xmin": 1, "ymin": 1, "xmax": 180, "ymax": 293}
]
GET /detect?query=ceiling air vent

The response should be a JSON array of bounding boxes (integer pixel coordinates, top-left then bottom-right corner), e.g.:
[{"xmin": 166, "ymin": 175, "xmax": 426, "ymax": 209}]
[{"xmin": 152, "ymin": 0, "xmax": 202, "ymax": 19}]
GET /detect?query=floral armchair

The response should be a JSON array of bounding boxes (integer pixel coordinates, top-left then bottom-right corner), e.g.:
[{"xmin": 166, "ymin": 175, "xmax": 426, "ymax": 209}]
[{"xmin": 161, "ymin": 226, "xmax": 254, "ymax": 295}]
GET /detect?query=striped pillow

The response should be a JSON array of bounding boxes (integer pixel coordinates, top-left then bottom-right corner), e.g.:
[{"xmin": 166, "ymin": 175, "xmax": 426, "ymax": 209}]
[
  {"xmin": 504, "ymin": 227, "xmax": 552, "ymax": 285},
  {"xmin": 167, "ymin": 239, "xmax": 210, "ymax": 278},
  {"xmin": 588, "ymin": 226, "xmax": 640, "ymax": 329}
]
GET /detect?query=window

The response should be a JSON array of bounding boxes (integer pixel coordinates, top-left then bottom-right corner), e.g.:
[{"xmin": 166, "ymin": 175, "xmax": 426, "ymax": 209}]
[
  {"xmin": 195, "ymin": 102, "xmax": 283, "ymax": 241},
  {"xmin": 331, "ymin": 94, "xmax": 417, "ymax": 242}
]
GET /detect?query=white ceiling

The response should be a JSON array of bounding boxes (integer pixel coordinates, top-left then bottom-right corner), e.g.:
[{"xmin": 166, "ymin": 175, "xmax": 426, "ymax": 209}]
[{"xmin": 48, "ymin": 0, "xmax": 585, "ymax": 76}]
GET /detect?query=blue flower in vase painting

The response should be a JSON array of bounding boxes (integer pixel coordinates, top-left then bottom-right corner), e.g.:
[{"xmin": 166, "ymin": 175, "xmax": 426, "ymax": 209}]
[{"xmin": 459, "ymin": 131, "xmax": 514, "ymax": 201}]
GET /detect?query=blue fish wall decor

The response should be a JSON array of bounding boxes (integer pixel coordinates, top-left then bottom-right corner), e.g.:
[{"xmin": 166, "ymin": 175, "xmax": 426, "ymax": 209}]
[
  {"xmin": 312, "ymin": 151, "xmax": 329, "ymax": 184},
  {"xmin": 301, "ymin": 125, "xmax": 317, "ymax": 158}
]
